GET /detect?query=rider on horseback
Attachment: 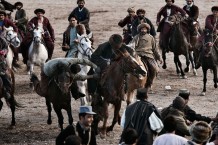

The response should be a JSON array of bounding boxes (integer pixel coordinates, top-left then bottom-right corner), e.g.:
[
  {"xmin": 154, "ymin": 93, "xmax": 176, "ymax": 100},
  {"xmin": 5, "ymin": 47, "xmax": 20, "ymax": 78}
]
[
  {"xmin": 30, "ymin": 58, "xmax": 100, "ymax": 98},
  {"xmin": 128, "ymin": 23, "xmax": 162, "ymax": 91},
  {"xmin": 62, "ymin": 14, "xmax": 86, "ymax": 58},
  {"xmin": 195, "ymin": 6, "xmax": 218, "ymax": 69}
]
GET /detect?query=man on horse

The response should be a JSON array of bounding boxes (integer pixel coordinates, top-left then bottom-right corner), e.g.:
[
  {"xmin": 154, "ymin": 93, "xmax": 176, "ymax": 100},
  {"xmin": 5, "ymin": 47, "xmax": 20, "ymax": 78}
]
[
  {"xmin": 118, "ymin": 7, "xmax": 137, "ymax": 44},
  {"xmin": 195, "ymin": 6, "xmax": 218, "ymax": 69},
  {"xmin": 30, "ymin": 58, "xmax": 99, "ymax": 98},
  {"xmin": 21, "ymin": 8, "xmax": 55, "ymax": 65},
  {"xmin": 156, "ymin": 0, "xmax": 186, "ymax": 52},
  {"xmin": 128, "ymin": 23, "xmax": 162, "ymax": 91},
  {"xmin": 0, "ymin": 10, "xmax": 18, "ymax": 34},
  {"xmin": 132, "ymin": 9, "xmax": 156, "ymax": 37},
  {"xmin": 68, "ymin": 0, "xmax": 91, "ymax": 35},
  {"xmin": 91, "ymin": 34, "xmax": 133, "ymax": 72},
  {"xmin": 62, "ymin": 14, "xmax": 86, "ymax": 58},
  {"xmin": 14, "ymin": 2, "xmax": 28, "ymax": 37}
]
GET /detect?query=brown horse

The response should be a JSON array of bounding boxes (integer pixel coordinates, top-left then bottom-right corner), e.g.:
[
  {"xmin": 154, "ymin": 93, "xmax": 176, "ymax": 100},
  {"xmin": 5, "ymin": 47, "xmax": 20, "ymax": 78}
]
[
  {"xmin": 126, "ymin": 54, "xmax": 147, "ymax": 106},
  {"xmin": 161, "ymin": 14, "xmax": 199, "ymax": 77},
  {"xmin": 91, "ymin": 53, "xmax": 146, "ymax": 137},
  {"xmin": 0, "ymin": 54, "xmax": 19, "ymax": 126}
]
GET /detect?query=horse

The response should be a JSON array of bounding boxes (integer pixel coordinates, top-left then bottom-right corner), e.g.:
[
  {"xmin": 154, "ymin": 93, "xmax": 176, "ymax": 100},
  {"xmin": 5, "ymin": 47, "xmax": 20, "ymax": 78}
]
[
  {"xmin": 0, "ymin": 0, "xmax": 15, "ymax": 11},
  {"xmin": 27, "ymin": 27, "xmax": 48, "ymax": 75},
  {"xmin": 197, "ymin": 32, "xmax": 218, "ymax": 96},
  {"xmin": 1, "ymin": 26, "xmax": 21, "ymax": 70},
  {"xmin": 89, "ymin": 53, "xmax": 146, "ymax": 137},
  {"xmin": 126, "ymin": 54, "xmax": 147, "ymax": 106},
  {"xmin": 75, "ymin": 33, "xmax": 94, "ymax": 105},
  {"xmin": 160, "ymin": 14, "xmax": 198, "ymax": 78},
  {"xmin": 0, "ymin": 54, "xmax": 19, "ymax": 126}
]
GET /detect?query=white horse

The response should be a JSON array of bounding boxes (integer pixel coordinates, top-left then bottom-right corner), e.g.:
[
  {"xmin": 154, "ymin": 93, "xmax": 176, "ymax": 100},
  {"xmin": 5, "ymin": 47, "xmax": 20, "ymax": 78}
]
[
  {"xmin": 1, "ymin": 27, "xmax": 21, "ymax": 69},
  {"xmin": 27, "ymin": 27, "xmax": 48, "ymax": 75},
  {"xmin": 76, "ymin": 33, "xmax": 94, "ymax": 105}
]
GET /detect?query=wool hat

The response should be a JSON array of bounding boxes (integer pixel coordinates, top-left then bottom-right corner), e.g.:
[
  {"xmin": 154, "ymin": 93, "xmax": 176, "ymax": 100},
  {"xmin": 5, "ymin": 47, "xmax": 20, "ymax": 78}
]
[
  {"xmin": 127, "ymin": 7, "xmax": 135, "ymax": 13},
  {"xmin": 79, "ymin": 106, "xmax": 96, "ymax": 115},
  {"xmin": 136, "ymin": 9, "xmax": 146, "ymax": 15},
  {"xmin": 165, "ymin": 0, "xmax": 175, "ymax": 3},
  {"xmin": 178, "ymin": 89, "xmax": 190, "ymax": 100},
  {"xmin": 14, "ymin": 2, "xmax": 23, "ymax": 7},
  {"xmin": 137, "ymin": 23, "xmax": 150, "ymax": 32},
  {"xmin": 211, "ymin": 6, "xmax": 218, "ymax": 12},
  {"xmin": 109, "ymin": 34, "xmax": 123, "ymax": 48},
  {"xmin": 0, "ymin": 10, "xmax": 6, "ymax": 16},
  {"xmin": 172, "ymin": 96, "xmax": 186, "ymax": 110},
  {"xmin": 34, "ymin": 8, "xmax": 45, "ymax": 14},
  {"xmin": 189, "ymin": 121, "xmax": 212, "ymax": 143}
]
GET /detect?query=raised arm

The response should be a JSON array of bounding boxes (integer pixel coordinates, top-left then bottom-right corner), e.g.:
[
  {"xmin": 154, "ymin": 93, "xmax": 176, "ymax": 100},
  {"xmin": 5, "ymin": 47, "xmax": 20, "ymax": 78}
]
[{"xmin": 69, "ymin": 58, "xmax": 97, "ymax": 69}]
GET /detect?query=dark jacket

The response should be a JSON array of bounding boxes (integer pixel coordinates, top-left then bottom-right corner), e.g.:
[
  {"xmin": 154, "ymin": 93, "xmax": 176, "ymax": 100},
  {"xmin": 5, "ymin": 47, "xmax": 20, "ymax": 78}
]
[
  {"xmin": 132, "ymin": 17, "xmax": 156, "ymax": 37},
  {"xmin": 2, "ymin": 18, "xmax": 18, "ymax": 32},
  {"xmin": 69, "ymin": 7, "xmax": 90, "ymax": 32},
  {"xmin": 118, "ymin": 15, "xmax": 137, "ymax": 33},
  {"xmin": 122, "ymin": 100, "xmax": 162, "ymax": 145},
  {"xmin": 205, "ymin": 14, "xmax": 218, "ymax": 33},
  {"xmin": 56, "ymin": 123, "xmax": 97, "ymax": 145},
  {"xmin": 15, "ymin": 8, "xmax": 28, "ymax": 32},
  {"xmin": 184, "ymin": 105, "xmax": 211, "ymax": 123},
  {"xmin": 90, "ymin": 42, "xmax": 133, "ymax": 71},
  {"xmin": 62, "ymin": 26, "xmax": 72, "ymax": 51},
  {"xmin": 183, "ymin": 5, "xmax": 199, "ymax": 21},
  {"xmin": 27, "ymin": 16, "xmax": 55, "ymax": 40}
]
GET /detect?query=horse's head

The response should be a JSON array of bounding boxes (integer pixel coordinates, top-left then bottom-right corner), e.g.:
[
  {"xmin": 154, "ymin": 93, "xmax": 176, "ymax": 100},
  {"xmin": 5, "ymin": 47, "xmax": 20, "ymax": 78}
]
[
  {"xmin": 4, "ymin": 26, "xmax": 20, "ymax": 47},
  {"xmin": 122, "ymin": 54, "xmax": 147, "ymax": 78},
  {"xmin": 54, "ymin": 67, "xmax": 74, "ymax": 94},
  {"xmin": 203, "ymin": 33, "xmax": 218, "ymax": 58},
  {"xmin": 77, "ymin": 33, "xmax": 93, "ymax": 59},
  {"xmin": 33, "ymin": 27, "xmax": 44, "ymax": 44}
]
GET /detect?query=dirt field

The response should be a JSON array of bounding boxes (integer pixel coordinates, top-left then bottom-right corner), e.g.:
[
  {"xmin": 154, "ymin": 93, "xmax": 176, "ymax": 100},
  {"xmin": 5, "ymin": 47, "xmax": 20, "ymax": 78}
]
[{"xmin": 0, "ymin": 0, "xmax": 218, "ymax": 144}]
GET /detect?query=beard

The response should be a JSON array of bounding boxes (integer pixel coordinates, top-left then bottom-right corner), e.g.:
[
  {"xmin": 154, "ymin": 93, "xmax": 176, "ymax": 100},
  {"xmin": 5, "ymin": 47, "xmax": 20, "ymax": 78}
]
[{"xmin": 140, "ymin": 32, "xmax": 147, "ymax": 35}]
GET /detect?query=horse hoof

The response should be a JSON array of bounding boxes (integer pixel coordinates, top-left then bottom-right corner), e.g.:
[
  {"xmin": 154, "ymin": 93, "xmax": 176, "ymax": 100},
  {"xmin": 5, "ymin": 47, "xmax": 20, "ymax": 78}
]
[
  {"xmin": 193, "ymin": 70, "xmax": 197, "ymax": 76},
  {"xmin": 27, "ymin": 71, "xmax": 30, "ymax": 75},
  {"xmin": 179, "ymin": 75, "xmax": 187, "ymax": 79},
  {"xmin": 200, "ymin": 92, "xmax": 206, "ymax": 96},
  {"xmin": 47, "ymin": 119, "xmax": 52, "ymax": 125},
  {"xmin": 214, "ymin": 84, "xmax": 217, "ymax": 88},
  {"xmin": 106, "ymin": 126, "xmax": 113, "ymax": 132},
  {"xmin": 100, "ymin": 132, "xmax": 106, "ymax": 139},
  {"xmin": 162, "ymin": 65, "xmax": 167, "ymax": 69},
  {"xmin": 184, "ymin": 68, "xmax": 189, "ymax": 73}
]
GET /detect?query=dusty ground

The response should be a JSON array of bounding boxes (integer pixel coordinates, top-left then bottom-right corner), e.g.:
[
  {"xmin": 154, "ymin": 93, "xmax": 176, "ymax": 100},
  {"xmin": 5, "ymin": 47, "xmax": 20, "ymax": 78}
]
[{"xmin": 0, "ymin": 0, "xmax": 218, "ymax": 144}]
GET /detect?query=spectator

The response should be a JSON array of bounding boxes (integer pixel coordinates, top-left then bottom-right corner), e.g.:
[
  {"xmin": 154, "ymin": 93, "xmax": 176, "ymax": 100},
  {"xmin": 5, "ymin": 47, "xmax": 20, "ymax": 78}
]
[
  {"xmin": 120, "ymin": 128, "xmax": 138, "ymax": 145},
  {"xmin": 153, "ymin": 116, "xmax": 188, "ymax": 145},
  {"xmin": 56, "ymin": 106, "xmax": 97, "ymax": 145},
  {"xmin": 120, "ymin": 88, "xmax": 163, "ymax": 145}
]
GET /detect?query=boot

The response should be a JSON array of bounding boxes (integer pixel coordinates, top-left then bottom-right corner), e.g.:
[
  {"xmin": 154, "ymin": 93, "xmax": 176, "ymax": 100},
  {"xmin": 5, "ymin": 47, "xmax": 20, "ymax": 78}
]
[{"xmin": 30, "ymin": 73, "xmax": 39, "ymax": 83}]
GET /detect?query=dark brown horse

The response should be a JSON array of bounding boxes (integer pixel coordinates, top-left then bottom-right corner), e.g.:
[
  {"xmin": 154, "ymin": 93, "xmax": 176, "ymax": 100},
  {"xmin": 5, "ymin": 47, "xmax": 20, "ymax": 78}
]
[
  {"xmin": 90, "ymin": 53, "xmax": 146, "ymax": 137},
  {"xmin": 0, "ymin": 54, "xmax": 19, "ymax": 126},
  {"xmin": 161, "ymin": 14, "xmax": 199, "ymax": 78},
  {"xmin": 197, "ymin": 32, "xmax": 218, "ymax": 96}
]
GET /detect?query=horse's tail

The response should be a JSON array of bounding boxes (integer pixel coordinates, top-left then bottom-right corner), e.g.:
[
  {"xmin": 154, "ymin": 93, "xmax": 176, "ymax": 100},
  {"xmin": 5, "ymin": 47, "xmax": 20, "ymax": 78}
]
[{"xmin": 8, "ymin": 68, "xmax": 23, "ymax": 108}]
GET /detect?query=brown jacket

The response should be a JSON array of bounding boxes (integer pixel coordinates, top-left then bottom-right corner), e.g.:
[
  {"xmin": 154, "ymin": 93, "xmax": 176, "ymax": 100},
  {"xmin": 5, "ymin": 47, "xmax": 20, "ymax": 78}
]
[{"xmin": 205, "ymin": 14, "xmax": 218, "ymax": 32}]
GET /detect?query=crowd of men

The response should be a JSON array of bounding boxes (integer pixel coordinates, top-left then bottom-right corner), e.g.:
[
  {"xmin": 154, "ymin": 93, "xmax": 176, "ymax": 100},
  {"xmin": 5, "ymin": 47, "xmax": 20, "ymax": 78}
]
[{"xmin": 0, "ymin": 0, "xmax": 218, "ymax": 144}]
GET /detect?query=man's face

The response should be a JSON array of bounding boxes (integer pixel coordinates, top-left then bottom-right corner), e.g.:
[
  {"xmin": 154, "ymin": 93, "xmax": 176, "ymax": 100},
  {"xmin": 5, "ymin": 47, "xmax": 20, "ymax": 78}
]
[
  {"xmin": 36, "ymin": 12, "xmax": 44, "ymax": 19},
  {"xmin": 16, "ymin": 5, "xmax": 22, "ymax": 10},
  {"xmin": 137, "ymin": 12, "xmax": 145, "ymax": 19},
  {"xmin": 78, "ymin": 1, "xmax": 85, "ymax": 9},
  {"xmin": 69, "ymin": 17, "xmax": 77, "ymax": 27},
  {"xmin": 213, "ymin": 10, "xmax": 218, "ymax": 17},
  {"xmin": 0, "ymin": 14, "xmax": 5, "ymax": 20},
  {"xmin": 140, "ymin": 27, "xmax": 148, "ymax": 35},
  {"xmin": 80, "ymin": 114, "xmax": 94, "ymax": 127},
  {"xmin": 186, "ymin": 0, "xmax": 193, "ymax": 5},
  {"xmin": 166, "ymin": 0, "xmax": 173, "ymax": 6},
  {"xmin": 128, "ymin": 11, "xmax": 135, "ymax": 17}
]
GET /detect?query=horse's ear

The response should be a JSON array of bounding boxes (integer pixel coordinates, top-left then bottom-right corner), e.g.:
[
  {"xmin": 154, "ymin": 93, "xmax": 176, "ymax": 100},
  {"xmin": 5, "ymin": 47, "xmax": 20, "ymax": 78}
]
[
  {"xmin": 77, "ymin": 33, "xmax": 82, "ymax": 39},
  {"xmin": 87, "ymin": 32, "xmax": 93, "ymax": 39}
]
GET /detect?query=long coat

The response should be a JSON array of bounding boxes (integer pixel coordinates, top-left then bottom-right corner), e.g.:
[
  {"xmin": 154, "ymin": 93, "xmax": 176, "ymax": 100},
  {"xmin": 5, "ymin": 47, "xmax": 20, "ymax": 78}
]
[
  {"xmin": 183, "ymin": 5, "xmax": 199, "ymax": 21},
  {"xmin": 15, "ymin": 8, "xmax": 28, "ymax": 32},
  {"xmin": 205, "ymin": 14, "xmax": 218, "ymax": 33}
]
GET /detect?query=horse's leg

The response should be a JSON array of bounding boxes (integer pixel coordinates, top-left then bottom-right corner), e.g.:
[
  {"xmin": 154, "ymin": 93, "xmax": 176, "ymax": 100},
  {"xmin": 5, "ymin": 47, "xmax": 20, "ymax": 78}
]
[
  {"xmin": 78, "ymin": 81, "xmax": 88, "ymax": 105},
  {"xmin": 202, "ymin": 67, "xmax": 207, "ymax": 95},
  {"xmin": 0, "ymin": 99, "xmax": 3, "ymax": 111},
  {"xmin": 66, "ymin": 103, "xmax": 73, "ymax": 125},
  {"xmin": 184, "ymin": 52, "xmax": 190, "ymax": 73},
  {"xmin": 175, "ymin": 55, "xmax": 187, "ymax": 78},
  {"xmin": 189, "ymin": 51, "xmax": 197, "ymax": 76},
  {"xmin": 9, "ymin": 96, "xmax": 16, "ymax": 126},
  {"xmin": 162, "ymin": 50, "xmax": 167, "ymax": 69},
  {"xmin": 126, "ymin": 91, "xmax": 133, "ymax": 106},
  {"xmin": 213, "ymin": 66, "xmax": 217, "ymax": 89},
  {"xmin": 54, "ymin": 106, "xmax": 64, "ymax": 131},
  {"xmin": 107, "ymin": 101, "xmax": 122, "ymax": 132},
  {"xmin": 101, "ymin": 101, "xmax": 109, "ymax": 138},
  {"xmin": 45, "ymin": 98, "xmax": 52, "ymax": 124},
  {"xmin": 174, "ymin": 55, "xmax": 180, "ymax": 75}
]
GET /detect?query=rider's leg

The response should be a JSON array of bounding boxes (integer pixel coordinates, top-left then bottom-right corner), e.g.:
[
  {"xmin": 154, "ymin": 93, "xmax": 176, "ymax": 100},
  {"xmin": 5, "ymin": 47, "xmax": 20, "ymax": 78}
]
[{"xmin": 44, "ymin": 38, "xmax": 54, "ymax": 61}]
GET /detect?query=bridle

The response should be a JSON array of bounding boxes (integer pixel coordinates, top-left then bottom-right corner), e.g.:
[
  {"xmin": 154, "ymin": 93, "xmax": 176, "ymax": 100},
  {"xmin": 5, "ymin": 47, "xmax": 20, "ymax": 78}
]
[
  {"xmin": 5, "ymin": 30, "xmax": 17, "ymax": 44},
  {"xmin": 77, "ymin": 36, "xmax": 93, "ymax": 59}
]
